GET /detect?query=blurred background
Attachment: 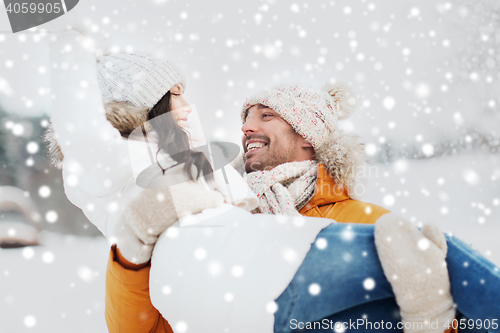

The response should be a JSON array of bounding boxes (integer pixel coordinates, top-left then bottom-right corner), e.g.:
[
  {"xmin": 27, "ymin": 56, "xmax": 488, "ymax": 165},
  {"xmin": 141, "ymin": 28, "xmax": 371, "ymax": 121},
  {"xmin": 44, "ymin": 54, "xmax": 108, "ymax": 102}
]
[{"xmin": 0, "ymin": 0, "xmax": 499, "ymax": 331}]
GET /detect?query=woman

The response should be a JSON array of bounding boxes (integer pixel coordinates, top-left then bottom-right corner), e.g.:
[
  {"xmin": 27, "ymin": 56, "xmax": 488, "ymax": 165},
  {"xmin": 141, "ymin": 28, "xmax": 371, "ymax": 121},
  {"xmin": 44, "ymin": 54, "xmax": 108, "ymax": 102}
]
[
  {"xmin": 48, "ymin": 30, "xmax": 331, "ymax": 332},
  {"xmin": 48, "ymin": 30, "xmax": 500, "ymax": 333}
]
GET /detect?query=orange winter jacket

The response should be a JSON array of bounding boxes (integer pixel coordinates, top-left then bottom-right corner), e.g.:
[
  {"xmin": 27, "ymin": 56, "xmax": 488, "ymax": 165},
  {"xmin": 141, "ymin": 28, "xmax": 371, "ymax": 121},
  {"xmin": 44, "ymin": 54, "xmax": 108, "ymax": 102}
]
[
  {"xmin": 104, "ymin": 164, "xmax": 451, "ymax": 333},
  {"xmin": 298, "ymin": 164, "xmax": 390, "ymax": 221},
  {"xmin": 106, "ymin": 245, "xmax": 174, "ymax": 333}
]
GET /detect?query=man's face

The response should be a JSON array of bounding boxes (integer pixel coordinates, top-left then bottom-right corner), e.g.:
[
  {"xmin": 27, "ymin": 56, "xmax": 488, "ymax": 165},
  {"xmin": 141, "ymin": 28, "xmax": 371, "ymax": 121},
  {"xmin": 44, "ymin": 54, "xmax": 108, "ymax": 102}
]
[{"xmin": 241, "ymin": 105, "xmax": 313, "ymax": 173}]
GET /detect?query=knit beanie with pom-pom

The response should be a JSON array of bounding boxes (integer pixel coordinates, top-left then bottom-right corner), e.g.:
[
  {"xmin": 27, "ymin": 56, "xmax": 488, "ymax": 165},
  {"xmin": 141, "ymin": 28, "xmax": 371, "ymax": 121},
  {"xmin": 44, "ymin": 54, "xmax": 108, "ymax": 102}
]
[
  {"xmin": 241, "ymin": 81, "xmax": 367, "ymax": 199},
  {"xmin": 241, "ymin": 81, "xmax": 356, "ymax": 150}
]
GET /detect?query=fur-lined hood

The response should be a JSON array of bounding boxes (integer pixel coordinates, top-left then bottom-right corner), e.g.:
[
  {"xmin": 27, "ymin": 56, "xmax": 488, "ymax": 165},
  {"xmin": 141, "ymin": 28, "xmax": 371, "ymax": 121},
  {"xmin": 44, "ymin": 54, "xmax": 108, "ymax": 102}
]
[
  {"xmin": 314, "ymin": 128, "xmax": 367, "ymax": 200},
  {"xmin": 44, "ymin": 102, "xmax": 148, "ymax": 169}
]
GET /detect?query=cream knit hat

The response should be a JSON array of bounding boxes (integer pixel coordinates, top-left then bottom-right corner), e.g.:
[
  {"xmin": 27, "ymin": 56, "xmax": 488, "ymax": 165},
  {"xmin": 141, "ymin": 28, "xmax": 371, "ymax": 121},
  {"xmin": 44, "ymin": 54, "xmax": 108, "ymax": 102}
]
[
  {"xmin": 241, "ymin": 81, "xmax": 368, "ymax": 199},
  {"xmin": 96, "ymin": 52, "xmax": 186, "ymax": 108},
  {"xmin": 241, "ymin": 81, "xmax": 356, "ymax": 150}
]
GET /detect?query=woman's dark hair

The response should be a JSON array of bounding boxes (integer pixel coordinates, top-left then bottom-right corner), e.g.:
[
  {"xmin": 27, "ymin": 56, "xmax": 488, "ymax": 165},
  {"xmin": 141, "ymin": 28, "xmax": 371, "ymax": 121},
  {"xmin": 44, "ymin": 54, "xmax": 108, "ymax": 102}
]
[{"xmin": 147, "ymin": 91, "xmax": 213, "ymax": 182}]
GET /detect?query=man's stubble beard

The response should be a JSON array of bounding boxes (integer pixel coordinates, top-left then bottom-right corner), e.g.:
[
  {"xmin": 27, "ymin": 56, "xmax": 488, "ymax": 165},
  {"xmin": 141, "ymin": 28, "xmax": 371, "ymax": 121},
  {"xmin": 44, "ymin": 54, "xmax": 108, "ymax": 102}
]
[{"xmin": 244, "ymin": 130, "xmax": 299, "ymax": 173}]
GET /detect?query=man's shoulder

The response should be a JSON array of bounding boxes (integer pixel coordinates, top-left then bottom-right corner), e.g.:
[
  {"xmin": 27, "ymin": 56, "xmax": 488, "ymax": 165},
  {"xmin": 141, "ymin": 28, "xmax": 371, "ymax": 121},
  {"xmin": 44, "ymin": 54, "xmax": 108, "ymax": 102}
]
[{"xmin": 323, "ymin": 199, "xmax": 391, "ymax": 225}]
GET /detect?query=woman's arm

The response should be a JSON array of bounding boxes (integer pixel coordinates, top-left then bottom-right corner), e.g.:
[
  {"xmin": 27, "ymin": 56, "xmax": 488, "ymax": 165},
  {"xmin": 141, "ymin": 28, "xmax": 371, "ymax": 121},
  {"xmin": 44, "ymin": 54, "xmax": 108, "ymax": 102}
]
[
  {"xmin": 49, "ymin": 30, "xmax": 131, "ymax": 197},
  {"xmin": 49, "ymin": 30, "xmax": 138, "ymax": 236},
  {"xmin": 105, "ymin": 245, "xmax": 173, "ymax": 333}
]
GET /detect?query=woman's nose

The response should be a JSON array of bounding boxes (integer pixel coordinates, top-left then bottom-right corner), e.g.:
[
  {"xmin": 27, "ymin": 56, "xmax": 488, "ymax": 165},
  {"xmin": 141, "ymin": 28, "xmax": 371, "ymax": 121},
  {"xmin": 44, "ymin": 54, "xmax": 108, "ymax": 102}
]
[
  {"xmin": 181, "ymin": 98, "xmax": 192, "ymax": 114},
  {"xmin": 182, "ymin": 105, "xmax": 192, "ymax": 115}
]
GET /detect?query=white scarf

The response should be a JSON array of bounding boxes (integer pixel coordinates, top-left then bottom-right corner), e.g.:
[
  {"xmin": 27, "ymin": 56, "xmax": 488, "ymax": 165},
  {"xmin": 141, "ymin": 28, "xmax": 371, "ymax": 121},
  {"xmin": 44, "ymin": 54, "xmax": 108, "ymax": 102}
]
[{"xmin": 246, "ymin": 160, "xmax": 319, "ymax": 215}]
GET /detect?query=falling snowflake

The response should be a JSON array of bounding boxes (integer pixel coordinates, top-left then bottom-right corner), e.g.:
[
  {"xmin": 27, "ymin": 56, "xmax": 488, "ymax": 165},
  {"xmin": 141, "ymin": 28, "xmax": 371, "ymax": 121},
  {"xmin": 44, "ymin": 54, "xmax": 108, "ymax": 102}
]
[
  {"xmin": 363, "ymin": 278, "xmax": 376, "ymax": 290},
  {"xmin": 308, "ymin": 283, "xmax": 321, "ymax": 296}
]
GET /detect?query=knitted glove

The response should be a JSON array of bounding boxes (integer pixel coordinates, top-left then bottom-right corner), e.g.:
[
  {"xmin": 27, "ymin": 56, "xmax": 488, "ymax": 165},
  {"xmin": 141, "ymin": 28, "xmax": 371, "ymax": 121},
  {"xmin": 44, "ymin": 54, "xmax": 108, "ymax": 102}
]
[
  {"xmin": 116, "ymin": 181, "xmax": 224, "ymax": 264},
  {"xmin": 374, "ymin": 213, "xmax": 456, "ymax": 333}
]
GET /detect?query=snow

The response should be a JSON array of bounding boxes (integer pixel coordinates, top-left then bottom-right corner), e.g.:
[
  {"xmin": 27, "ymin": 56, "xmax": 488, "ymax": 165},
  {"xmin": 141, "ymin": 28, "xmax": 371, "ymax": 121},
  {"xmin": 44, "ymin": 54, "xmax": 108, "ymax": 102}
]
[
  {"xmin": 364, "ymin": 152, "xmax": 500, "ymax": 267},
  {"xmin": 363, "ymin": 278, "xmax": 376, "ymax": 291},
  {"xmin": 0, "ymin": 0, "xmax": 496, "ymax": 150},
  {"xmin": 45, "ymin": 210, "xmax": 58, "ymax": 223},
  {"xmin": 308, "ymin": 283, "xmax": 321, "ymax": 296},
  {"xmin": 0, "ymin": 0, "xmax": 498, "ymax": 329},
  {"xmin": 1, "ymin": 232, "xmax": 110, "ymax": 332},
  {"xmin": 38, "ymin": 185, "xmax": 51, "ymax": 198},
  {"xmin": 315, "ymin": 237, "xmax": 328, "ymax": 250}
]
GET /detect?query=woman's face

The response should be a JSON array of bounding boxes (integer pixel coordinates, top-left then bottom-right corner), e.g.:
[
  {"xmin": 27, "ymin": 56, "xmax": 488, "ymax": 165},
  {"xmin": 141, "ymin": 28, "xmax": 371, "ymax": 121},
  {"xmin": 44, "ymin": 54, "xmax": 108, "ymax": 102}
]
[{"xmin": 170, "ymin": 84, "xmax": 191, "ymax": 128}]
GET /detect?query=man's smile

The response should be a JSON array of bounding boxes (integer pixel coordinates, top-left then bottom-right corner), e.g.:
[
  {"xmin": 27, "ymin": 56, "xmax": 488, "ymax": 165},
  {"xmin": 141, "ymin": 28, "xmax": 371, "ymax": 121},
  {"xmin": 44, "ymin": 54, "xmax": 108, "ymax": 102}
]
[{"xmin": 245, "ymin": 139, "xmax": 269, "ymax": 157}]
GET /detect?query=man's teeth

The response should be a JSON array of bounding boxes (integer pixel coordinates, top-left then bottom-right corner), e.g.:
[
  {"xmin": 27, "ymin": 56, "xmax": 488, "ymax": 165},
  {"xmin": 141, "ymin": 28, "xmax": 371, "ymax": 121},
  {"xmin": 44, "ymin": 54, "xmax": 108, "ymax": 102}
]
[{"xmin": 247, "ymin": 142, "xmax": 266, "ymax": 151}]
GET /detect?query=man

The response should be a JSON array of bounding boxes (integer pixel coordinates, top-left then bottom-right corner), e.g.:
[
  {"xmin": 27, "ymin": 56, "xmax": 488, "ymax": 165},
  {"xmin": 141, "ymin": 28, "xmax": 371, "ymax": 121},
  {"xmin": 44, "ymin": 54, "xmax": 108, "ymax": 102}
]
[
  {"xmin": 238, "ymin": 82, "xmax": 456, "ymax": 332},
  {"xmin": 105, "ymin": 79, "xmax": 457, "ymax": 333},
  {"xmin": 240, "ymin": 82, "xmax": 387, "ymax": 222}
]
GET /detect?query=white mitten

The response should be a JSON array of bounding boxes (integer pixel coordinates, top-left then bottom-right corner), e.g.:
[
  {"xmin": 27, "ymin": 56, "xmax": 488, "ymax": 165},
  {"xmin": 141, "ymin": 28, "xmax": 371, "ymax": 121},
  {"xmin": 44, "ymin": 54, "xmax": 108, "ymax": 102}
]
[
  {"xmin": 116, "ymin": 181, "xmax": 224, "ymax": 264},
  {"xmin": 374, "ymin": 213, "xmax": 455, "ymax": 333},
  {"xmin": 114, "ymin": 217, "xmax": 155, "ymax": 265}
]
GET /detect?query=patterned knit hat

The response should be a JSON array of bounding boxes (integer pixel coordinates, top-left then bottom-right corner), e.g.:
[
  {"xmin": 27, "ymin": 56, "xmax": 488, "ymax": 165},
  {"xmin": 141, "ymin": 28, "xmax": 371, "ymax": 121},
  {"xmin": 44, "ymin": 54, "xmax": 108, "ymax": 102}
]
[
  {"xmin": 241, "ymin": 81, "xmax": 356, "ymax": 149},
  {"xmin": 96, "ymin": 52, "xmax": 186, "ymax": 108},
  {"xmin": 241, "ymin": 81, "xmax": 368, "ymax": 199}
]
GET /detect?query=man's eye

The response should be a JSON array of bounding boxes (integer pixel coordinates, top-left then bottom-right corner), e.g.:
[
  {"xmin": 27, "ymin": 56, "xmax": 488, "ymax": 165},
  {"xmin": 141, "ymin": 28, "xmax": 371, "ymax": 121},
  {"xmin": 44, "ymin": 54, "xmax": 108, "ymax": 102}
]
[{"xmin": 263, "ymin": 113, "xmax": 273, "ymax": 118}]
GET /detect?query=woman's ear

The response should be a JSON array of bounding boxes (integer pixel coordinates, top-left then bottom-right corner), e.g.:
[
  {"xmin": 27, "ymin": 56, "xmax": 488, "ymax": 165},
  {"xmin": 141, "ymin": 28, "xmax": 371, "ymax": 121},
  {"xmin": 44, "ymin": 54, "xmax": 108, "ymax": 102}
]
[{"xmin": 170, "ymin": 84, "xmax": 182, "ymax": 94}]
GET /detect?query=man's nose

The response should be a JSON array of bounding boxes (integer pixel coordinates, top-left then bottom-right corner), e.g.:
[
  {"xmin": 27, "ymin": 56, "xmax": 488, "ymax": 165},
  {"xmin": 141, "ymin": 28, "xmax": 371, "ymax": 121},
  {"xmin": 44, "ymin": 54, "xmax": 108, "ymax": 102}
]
[{"xmin": 241, "ymin": 117, "xmax": 258, "ymax": 135}]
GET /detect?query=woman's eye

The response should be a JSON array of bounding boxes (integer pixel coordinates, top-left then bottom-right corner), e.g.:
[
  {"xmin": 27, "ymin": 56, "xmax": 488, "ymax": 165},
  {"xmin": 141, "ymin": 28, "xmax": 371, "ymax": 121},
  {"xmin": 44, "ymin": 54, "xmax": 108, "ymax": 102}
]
[{"xmin": 263, "ymin": 113, "xmax": 272, "ymax": 118}]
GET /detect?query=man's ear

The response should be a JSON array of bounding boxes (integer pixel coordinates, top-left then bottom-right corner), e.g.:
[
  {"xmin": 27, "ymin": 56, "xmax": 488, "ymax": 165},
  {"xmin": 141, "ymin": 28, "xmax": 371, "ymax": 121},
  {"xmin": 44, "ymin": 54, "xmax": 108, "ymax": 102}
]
[
  {"xmin": 299, "ymin": 137, "xmax": 313, "ymax": 148},
  {"xmin": 297, "ymin": 136, "xmax": 315, "ymax": 160},
  {"xmin": 300, "ymin": 139, "xmax": 312, "ymax": 148}
]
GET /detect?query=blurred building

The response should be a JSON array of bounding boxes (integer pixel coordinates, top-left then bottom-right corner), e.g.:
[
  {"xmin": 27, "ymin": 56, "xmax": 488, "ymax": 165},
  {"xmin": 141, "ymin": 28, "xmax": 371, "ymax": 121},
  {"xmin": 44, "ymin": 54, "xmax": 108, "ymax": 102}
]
[{"xmin": 0, "ymin": 104, "xmax": 101, "ymax": 237}]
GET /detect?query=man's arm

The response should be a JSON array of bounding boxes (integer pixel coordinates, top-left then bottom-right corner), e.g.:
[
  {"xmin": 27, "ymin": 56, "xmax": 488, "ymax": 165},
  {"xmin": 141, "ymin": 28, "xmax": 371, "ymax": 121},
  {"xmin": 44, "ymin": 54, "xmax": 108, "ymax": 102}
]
[{"xmin": 105, "ymin": 245, "xmax": 173, "ymax": 333}]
